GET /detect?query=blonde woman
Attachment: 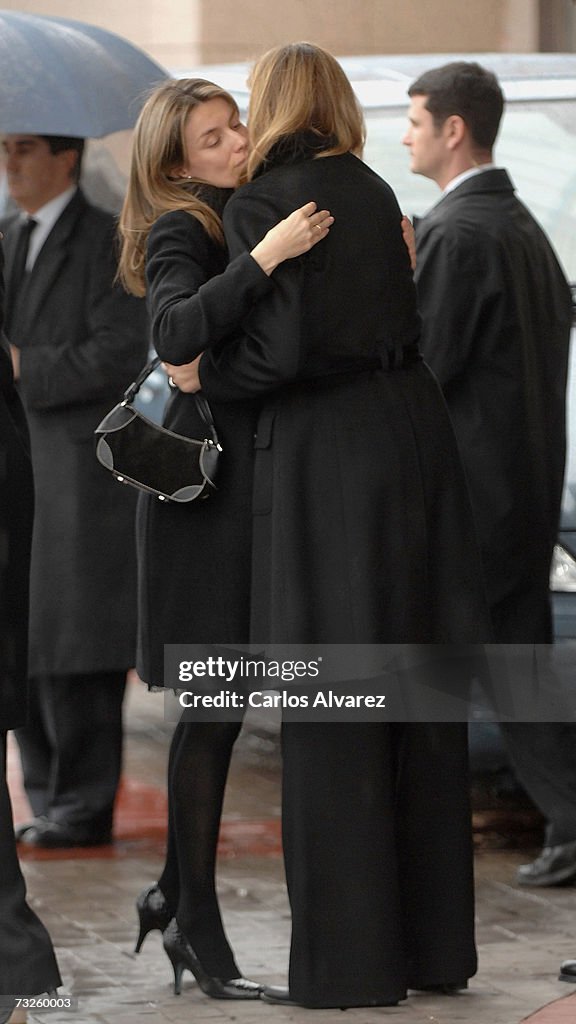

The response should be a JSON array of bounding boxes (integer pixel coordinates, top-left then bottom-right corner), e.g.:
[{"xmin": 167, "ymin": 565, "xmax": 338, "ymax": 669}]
[
  {"xmin": 191, "ymin": 44, "xmax": 491, "ymax": 1009},
  {"xmin": 119, "ymin": 77, "xmax": 332, "ymax": 1001}
]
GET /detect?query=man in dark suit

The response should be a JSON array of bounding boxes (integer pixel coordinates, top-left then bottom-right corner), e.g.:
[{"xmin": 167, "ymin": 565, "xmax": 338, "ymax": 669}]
[
  {"xmin": 403, "ymin": 62, "xmax": 576, "ymax": 885},
  {"xmin": 0, "ymin": 238, "xmax": 61, "ymax": 1010},
  {"xmin": 1, "ymin": 134, "xmax": 148, "ymax": 848}
]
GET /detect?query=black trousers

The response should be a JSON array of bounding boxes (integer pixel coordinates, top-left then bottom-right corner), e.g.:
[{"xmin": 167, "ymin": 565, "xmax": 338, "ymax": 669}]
[
  {"xmin": 500, "ymin": 722, "xmax": 576, "ymax": 845},
  {"xmin": 488, "ymin": 589, "xmax": 576, "ymax": 847},
  {"xmin": 0, "ymin": 733, "xmax": 61, "ymax": 996},
  {"xmin": 14, "ymin": 671, "xmax": 126, "ymax": 831},
  {"xmin": 282, "ymin": 723, "xmax": 476, "ymax": 1008}
]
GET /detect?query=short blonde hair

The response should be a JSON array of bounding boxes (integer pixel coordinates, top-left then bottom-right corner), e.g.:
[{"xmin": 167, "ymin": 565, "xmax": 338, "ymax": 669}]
[
  {"xmin": 118, "ymin": 79, "xmax": 238, "ymax": 296},
  {"xmin": 245, "ymin": 42, "xmax": 365, "ymax": 181}
]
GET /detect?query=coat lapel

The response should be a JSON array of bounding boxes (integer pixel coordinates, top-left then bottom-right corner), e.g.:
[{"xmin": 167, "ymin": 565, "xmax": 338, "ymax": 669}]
[
  {"xmin": 419, "ymin": 169, "xmax": 515, "ymax": 228},
  {"xmin": 1, "ymin": 213, "xmax": 24, "ymax": 298},
  {"xmin": 15, "ymin": 190, "xmax": 87, "ymax": 344}
]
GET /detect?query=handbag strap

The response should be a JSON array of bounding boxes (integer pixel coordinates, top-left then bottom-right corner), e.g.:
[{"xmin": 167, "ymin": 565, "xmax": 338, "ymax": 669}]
[
  {"xmin": 122, "ymin": 355, "xmax": 162, "ymax": 402},
  {"xmin": 193, "ymin": 392, "xmax": 219, "ymax": 446},
  {"xmin": 122, "ymin": 355, "xmax": 220, "ymax": 448}
]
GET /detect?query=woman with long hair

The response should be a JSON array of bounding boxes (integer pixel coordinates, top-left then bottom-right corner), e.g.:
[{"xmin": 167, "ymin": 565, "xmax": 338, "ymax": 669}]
[
  {"xmin": 118, "ymin": 77, "xmax": 332, "ymax": 1001},
  {"xmin": 187, "ymin": 43, "xmax": 492, "ymax": 1009}
]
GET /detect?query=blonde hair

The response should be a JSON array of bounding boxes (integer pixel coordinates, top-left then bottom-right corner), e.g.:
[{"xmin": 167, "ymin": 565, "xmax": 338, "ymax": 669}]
[
  {"xmin": 245, "ymin": 42, "xmax": 365, "ymax": 181},
  {"xmin": 118, "ymin": 79, "xmax": 238, "ymax": 296}
]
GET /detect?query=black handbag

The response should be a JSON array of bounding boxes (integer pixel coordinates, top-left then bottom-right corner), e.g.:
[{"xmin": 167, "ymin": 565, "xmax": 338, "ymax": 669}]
[{"xmin": 94, "ymin": 357, "xmax": 221, "ymax": 503}]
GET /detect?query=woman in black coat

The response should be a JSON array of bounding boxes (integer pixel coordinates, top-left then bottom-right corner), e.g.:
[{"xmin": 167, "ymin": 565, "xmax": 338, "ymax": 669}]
[
  {"xmin": 0, "ymin": 243, "xmax": 61, "ymax": 1002},
  {"xmin": 194, "ymin": 43, "xmax": 492, "ymax": 1009},
  {"xmin": 118, "ymin": 77, "xmax": 332, "ymax": 1000}
]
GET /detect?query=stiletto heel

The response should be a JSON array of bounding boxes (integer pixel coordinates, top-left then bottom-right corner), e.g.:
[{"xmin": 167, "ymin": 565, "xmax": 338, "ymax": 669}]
[
  {"xmin": 169, "ymin": 955, "xmax": 185, "ymax": 996},
  {"xmin": 134, "ymin": 883, "xmax": 172, "ymax": 953},
  {"xmin": 162, "ymin": 918, "xmax": 261, "ymax": 999}
]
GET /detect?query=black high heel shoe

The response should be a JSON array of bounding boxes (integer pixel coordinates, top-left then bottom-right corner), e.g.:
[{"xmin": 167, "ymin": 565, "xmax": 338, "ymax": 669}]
[
  {"xmin": 134, "ymin": 883, "xmax": 172, "ymax": 954},
  {"xmin": 162, "ymin": 918, "xmax": 261, "ymax": 999}
]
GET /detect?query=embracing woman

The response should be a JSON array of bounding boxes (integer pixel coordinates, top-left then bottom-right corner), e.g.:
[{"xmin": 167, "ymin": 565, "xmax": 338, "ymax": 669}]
[{"xmin": 118, "ymin": 76, "xmax": 331, "ymax": 1000}]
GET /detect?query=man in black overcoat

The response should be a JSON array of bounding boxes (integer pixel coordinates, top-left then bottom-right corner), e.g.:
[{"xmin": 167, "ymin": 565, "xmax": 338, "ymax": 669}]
[
  {"xmin": 404, "ymin": 62, "xmax": 576, "ymax": 885},
  {"xmin": 0, "ymin": 238, "xmax": 61, "ymax": 1007},
  {"xmin": 1, "ymin": 134, "xmax": 148, "ymax": 848}
]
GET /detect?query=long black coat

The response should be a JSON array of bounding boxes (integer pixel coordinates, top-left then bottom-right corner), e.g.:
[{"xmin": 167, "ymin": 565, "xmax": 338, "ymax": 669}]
[
  {"xmin": 0, "ymin": 246, "xmax": 33, "ymax": 731},
  {"xmin": 199, "ymin": 145, "xmax": 489, "ymax": 647},
  {"xmin": 198, "ymin": 141, "xmax": 490, "ymax": 1006},
  {"xmin": 0, "ymin": 242, "xmax": 62, "ymax": 994},
  {"xmin": 138, "ymin": 200, "xmax": 274, "ymax": 686},
  {"xmin": 414, "ymin": 169, "xmax": 572, "ymax": 642},
  {"xmin": 2, "ymin": 190, "xmax": 148, "ymax": 675}
]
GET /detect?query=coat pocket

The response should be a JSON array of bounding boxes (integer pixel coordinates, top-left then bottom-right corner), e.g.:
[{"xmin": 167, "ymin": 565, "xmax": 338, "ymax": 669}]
[{"xmin": 252, "ymin": 406, "xmax": 275, "ymax": 515}]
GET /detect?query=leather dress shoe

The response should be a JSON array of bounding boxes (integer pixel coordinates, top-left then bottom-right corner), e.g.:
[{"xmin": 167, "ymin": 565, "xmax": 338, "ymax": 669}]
[
  {"xmin": 411, "ymin": 982, "xmax": 468, "ymax": 994},
  {"xmin": 260, "ymin": 986, "xmax": 399, "ymax": 1008},
  {"xmin": 16, "ymin": 819, "xmax": 112, "ymax": 848},
  {"xmin": 517, "ymin": 840, "xmax": 576, "ymax": 886},
  {"xmin": 260, "ymin": 986, "xmax": 298, "ymax": 1006},
  {"xmin": 559, "ymin": 959, "xmax": 576, "ymax": 982}
]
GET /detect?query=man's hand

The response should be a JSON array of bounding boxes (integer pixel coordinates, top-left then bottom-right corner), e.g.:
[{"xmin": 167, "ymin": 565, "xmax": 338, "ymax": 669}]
[
  {"xmin": 10, "ymin": 344, "xmax": 20, "ymax": 380},
  {"xmin": 401, "ymin": 215, "xmax": 416, "ymax": 271},
  {"xmin": 162, "ymin": 355, "xmax": 202, "ymax": 393}
]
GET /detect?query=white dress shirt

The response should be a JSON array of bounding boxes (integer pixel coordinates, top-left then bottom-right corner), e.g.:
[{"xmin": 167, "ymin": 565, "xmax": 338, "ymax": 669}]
[
  {"xmin": 24, "ymin": 185, "xmax": 77, "ymax": 270},
  {"xmin": 443, "ymin": 164, "xmax": 496, "ymax": 195}
]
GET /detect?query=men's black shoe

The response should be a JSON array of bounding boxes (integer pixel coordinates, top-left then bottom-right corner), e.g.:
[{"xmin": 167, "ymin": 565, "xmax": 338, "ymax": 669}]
[
  {"xmin": 559, "ymin": 959, "xmax": 576, "ymax": 983},
  {"xmin": 411, "ymin": 982, "xmax": 468, "ymax": 994},
  {"xmin": 517, "ymin": 840, "xmax": 576, "ymax": 886},
  {"xmin": 260, "ymin": 987, "xmax": 298, "ymax": 1006},
  {"xmin": 260, "ymin": 986, "xmax": 399, "ymax": 1008},
  {"xmin": 16, "ymin": 819, "xmax": 113, "ymax": 849}
]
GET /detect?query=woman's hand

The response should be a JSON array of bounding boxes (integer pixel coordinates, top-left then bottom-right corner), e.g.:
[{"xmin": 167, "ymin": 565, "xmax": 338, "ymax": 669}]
[
  {"xmin": 10, "ymin": 344, "xmax": 20, "ymax": 380},
  {"xmin": 250, "ymin": 201, "xmax": 334, "ymax": 275},
  {"xmin": 162, "ymin": 356, "xmax": 202, "ymax": 393},
  {"xmin": 401, "ymin": 215, "xmax": 416, "ymax": 271}
]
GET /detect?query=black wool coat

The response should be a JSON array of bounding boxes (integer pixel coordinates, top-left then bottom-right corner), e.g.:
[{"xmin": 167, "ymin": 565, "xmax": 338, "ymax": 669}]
[
  {"xmin": 199, "ymin": 145, "xmax": 490, "ymax": 646},
  {"xmin": 138, "ymin": 198, "xmax": 274, "ymax": 686},
  {"xmin": 414, "ymin": 169, "xmax": 573, "ymax": 641},
  {"xmin": 197, "ymin": 141, "xmax": 489, "ymax": 1007},
  {"xmin": 0, "ymin": 243, "xmax": 34, "ymax": 730},
  {"xmin": 0, "ymin": 256, "xmax": 61, "ymax": 996},
  {"xmin": 2, "ymin": 190, "xmax": 149, "ymax": 676}
]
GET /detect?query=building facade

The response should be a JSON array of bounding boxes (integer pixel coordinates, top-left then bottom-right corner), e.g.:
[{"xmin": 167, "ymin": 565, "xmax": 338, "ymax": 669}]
[{"xmin": 3, "ymin": 0, "xmax": 575, "ymax": 69}]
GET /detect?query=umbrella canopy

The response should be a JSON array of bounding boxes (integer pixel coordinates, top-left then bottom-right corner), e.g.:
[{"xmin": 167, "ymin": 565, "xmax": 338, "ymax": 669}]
[{"xmin": 0, "ymin": 10, "xmax": 168, "ymax": 138}]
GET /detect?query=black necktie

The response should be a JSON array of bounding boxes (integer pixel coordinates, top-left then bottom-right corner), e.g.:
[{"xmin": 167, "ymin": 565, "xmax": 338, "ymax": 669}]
[{"xmin": 5, "ymin": 217, "xmax": 37, "ymax": 334}]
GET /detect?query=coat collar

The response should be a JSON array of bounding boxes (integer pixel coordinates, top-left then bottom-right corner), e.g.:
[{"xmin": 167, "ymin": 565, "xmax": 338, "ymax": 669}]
[
  {"xmin": 2, "ymin": 188, "xmax": 88, "ymax": 261},
  {"xmin": 253, "ymin": 131, "xmax": 337, "ymax": 178},
  {"xmin": 426, "ymin": 168, "xmax": 516, "ymax": 216},
  {"xmin": 32, "ymin": 187, "xmax": 89, "ymax": 255}
]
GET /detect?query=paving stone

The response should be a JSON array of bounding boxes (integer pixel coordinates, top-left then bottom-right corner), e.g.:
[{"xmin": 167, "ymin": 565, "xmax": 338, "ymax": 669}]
[{"xmin": 9, "ymin": 679, "xmax": 576, "ymax": 1024}]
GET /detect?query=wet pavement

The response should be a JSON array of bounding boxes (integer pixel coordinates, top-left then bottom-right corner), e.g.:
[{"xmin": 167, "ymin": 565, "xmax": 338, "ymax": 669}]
[{"xmin": 7, "ymin": 677, "xmax": 576, "ymax": 1024}]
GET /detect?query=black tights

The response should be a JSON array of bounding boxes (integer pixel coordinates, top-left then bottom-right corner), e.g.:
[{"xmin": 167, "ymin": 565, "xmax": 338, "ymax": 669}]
[{"xmin": 157, "ymin": 718, "xmax": 242, "ymax": 978}]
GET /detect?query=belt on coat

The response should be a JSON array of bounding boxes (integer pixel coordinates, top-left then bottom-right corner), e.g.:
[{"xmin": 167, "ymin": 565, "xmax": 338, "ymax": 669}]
[{"xmin": 292, "ymin": 341, "xmax": 422, "ymax": 390}]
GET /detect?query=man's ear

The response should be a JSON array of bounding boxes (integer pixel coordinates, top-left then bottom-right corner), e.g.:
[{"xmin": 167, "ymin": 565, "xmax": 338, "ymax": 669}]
[
  {"xmin": 444, "ymin": 114, "xmax": 466, "ymax": 151},
  {"xmin": 59, "ymin": 148, "xmax": 79, "ymax": 181}
]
